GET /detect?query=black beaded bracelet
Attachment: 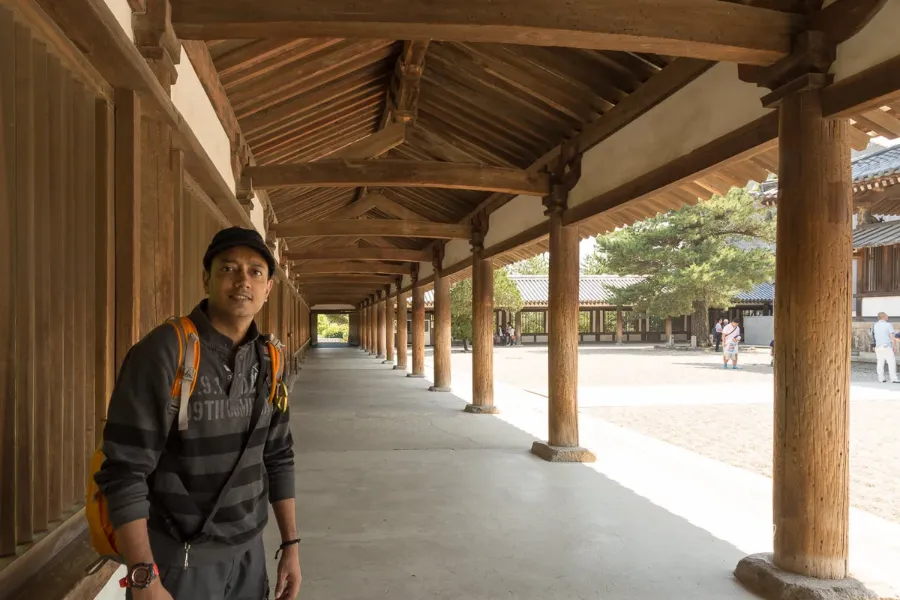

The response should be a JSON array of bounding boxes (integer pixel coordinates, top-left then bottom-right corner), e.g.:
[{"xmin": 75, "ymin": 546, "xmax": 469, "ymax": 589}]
[{"xmin": 274, "ymin": 538, "xmax": 301, "ymax": 559}]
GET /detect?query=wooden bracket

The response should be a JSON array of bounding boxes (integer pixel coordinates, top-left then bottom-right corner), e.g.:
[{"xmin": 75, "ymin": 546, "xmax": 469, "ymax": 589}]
[
  {"xmin": 133, "ymin": 0, "xmax": 181, "ymax": 91},
  {"xmin": 543, "ymin": 140, "xmax": 582, "ymax": 216},
  {"xmin": 432, "ymin": 242, "xmax": 446, "ymax": 273},
  {"xmin": 470, "ymin": 211, "xmax": 489, "ymax": 252},
  {"xmin": 739, "ymin": 30, "xmax": 836, "ymax": 108},
  {"xmin": 410, "ymin": 262, "xmax": 420, "ymax": 285}
]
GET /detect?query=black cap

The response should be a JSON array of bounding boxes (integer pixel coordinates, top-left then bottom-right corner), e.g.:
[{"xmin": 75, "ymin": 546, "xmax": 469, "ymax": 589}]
[{"xmin": 203, "ymin": 227, "xmax": 276, "ymax": 278}]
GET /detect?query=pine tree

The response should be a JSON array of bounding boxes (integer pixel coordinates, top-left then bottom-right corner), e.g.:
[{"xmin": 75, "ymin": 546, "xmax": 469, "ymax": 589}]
[
  {"xmin": 450, "ymin": 268, "xmax": 524, "ymax": 351},
  {"xmin": 506, "ymin": 253, "xmax": 550, "ymax": 275},
  {"xmin": 581, "ymin": 188, "xmax": 775, "ymax": 345}
]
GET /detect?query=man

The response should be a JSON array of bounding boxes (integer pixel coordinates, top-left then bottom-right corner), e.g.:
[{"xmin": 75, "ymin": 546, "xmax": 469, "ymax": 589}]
[
  {"xmin": 713, "ymin": 319, "xmax": 723, "ymax": 352},
  {"xmin": 872, "ymin": 312, "xmax": 900, "ymax": 383},
  {"xmin": 722, "ymin": 318, "xmax": 741, "ymax": 369},
  {"xmin": 95, "ymin": 227, "xmax": 302, "ymax": 599}
]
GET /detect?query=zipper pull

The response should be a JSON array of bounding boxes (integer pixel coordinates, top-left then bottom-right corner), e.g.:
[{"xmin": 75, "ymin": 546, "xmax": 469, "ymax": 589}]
[{"xmin": 184, "ymin": 543, "xmax": 190, "ymax": 568}]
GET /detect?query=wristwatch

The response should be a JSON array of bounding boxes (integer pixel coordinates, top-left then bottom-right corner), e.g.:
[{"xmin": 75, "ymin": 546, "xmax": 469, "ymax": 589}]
[{"xmin": 119, "ymin": 562, "xmax": 160, "ymax": 589}]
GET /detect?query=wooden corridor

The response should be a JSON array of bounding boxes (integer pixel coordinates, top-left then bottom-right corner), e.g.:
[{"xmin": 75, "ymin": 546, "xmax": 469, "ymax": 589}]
[{"xmin": 0, "ymin": 0, "xmax": 899, "ymax": 598}]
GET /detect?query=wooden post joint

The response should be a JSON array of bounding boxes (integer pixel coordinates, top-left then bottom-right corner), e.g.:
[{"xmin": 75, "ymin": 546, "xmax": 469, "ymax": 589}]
[
  {"xmin": 738, "ymin": 30, "xmax": 835, "ymax": 108},
  {"xmin": 134, "ymin": 0, "xmax": 181, "ymax": 90},
  {"xmin": 395, "ymin": 276, "xmax": 403, "ymax": 293},
  {"xmin": 432, "ymin": 242, "xmax": 446, "ymax": 274},
  {"xmin": 543, "ymin": 142, "xmax": 582, "ymax": 216},
  {"xmin": 410, "ymin": 263, "xmax": 420, "ymax": 286},
  {"xmin": 470, "ymin": 211, "xmax": 489, "ymax": 253}
]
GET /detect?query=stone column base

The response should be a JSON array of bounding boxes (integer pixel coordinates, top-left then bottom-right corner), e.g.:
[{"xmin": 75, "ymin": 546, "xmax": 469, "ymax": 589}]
[
  {"xmin": 429, "ymin": 386, "xmax": 451, "ymax": 392},
  {"xmin": 407, "ymin": 373, "xmax": 425, "ymax": 378},
  {"xmin": 531, "ymin": 442, "xmax": 596, "ymax": 463},
  {"xmin": 735, "ymin": 553, "xmax": 877, "ymax": 600},
  {"xmin": 464, "ymin": 404, "xmax": 499, "ymax": 414},
  {"xmin": 382, "ymin": 360, "xmax": 394, "ymax": 365},
  {"xmin": 393, "ymin": 365, "xmax": 407, "ymax": 370},
  {"xmin": 377, "ymin": 354, "xmax": 386, "ymax": 359}
]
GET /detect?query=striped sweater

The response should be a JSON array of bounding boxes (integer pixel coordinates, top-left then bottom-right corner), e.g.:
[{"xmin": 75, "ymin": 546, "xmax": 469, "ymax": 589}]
[{"xmin": 95, "ymin": 301, "xmax": 294, "ymax": 564}]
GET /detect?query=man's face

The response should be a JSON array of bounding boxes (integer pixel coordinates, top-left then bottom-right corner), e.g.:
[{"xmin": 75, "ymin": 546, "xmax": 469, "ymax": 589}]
[{"xmin": 203, "ymin": 246, "xmax": 273, "ymax": 319}]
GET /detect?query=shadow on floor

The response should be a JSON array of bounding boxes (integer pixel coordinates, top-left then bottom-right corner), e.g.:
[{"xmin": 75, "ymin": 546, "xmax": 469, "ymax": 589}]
[{"xmin": 270, "ymin": 347, "xmax": 759, "ymax": 600}]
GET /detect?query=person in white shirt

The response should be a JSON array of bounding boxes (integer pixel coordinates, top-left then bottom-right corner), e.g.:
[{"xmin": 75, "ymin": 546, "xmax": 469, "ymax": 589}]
[
  {"xmin": 871, "ymin": 312, "xmax": 900, "ymax": 383},
  {"xmin": 721, "ymin": 319, "xmax": 741, "ymax": 369}
]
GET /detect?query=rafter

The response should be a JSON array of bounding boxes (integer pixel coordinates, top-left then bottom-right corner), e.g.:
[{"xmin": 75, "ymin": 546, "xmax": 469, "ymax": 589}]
[
  {"xmin": 283, "ymin": 248, "xmax": 432, "ymax": 262},
  {"xmin": 171, "ymin": 0, "xmax": 799, "ymax": 65},
  {"xmin": 245, "ymin": 160, "xmax": 550, "ymax": 195},
  {"xmin": 293, "ymin": 274, "xmax": 397, "ymax": 285},
  {"xmin": 326, "ymin": 121, "xmax": 407, "ymax": 160},
  {"xmin": 271, "ymin": 219, "xmax": 472, "ymax": 239},
  {"xmin": 291, "ymin": 261, "xmax": 413, "ymax": 275}
]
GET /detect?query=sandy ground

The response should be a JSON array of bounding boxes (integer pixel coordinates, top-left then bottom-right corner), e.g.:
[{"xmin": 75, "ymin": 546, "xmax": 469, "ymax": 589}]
[{"xmin": 439, "ymin": 343, "xmax": 900, "ymax": 524}]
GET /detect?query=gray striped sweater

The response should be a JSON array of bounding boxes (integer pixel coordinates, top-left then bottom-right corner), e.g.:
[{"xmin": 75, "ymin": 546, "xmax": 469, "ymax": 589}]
[{"xmin": 95, "ymin": 301, "xmax": 294, "ymax": 565}]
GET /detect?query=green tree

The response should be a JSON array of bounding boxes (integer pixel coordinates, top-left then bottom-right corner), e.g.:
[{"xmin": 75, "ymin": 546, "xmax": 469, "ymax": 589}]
[
  {"xmin": 581, "ymin": 188, "xmax": 775, "ymax": 345},
  {"xmin": 506, "ymin": 253, "xmax": 550, "ymax": 275},
  {"xmin": 451, "ymin": 268, "xmax": 524, "ymax": 352}
]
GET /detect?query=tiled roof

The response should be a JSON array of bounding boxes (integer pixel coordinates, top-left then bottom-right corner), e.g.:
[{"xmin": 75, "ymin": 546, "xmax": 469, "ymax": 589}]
[
  {"xmin": 757, "ymin": 144, "xmax": 900, "ymax": 201},
  {"xmin": 734, "ymin": 282, "xmax": 775, "ymax": 302},
  {"xmin": 853, "ymin": 145, "xmax": 900, "ymax": 186},
  {"xmin": 512, "ymin": 274, "xmax": 645, "ymax": 306},
  {"xmin": 853, "ymin": 219, "xmax": 900, "ymax": 249},
  {"xmin": 422, "ymin": 275, "xmax": 773, "ymax": 306}
]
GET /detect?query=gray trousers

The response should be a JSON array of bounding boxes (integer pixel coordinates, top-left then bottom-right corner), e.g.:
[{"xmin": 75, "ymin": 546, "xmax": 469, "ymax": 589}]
[{"xmin": 126, "ymin": 537, "xmax": 268, "ymax": 600}]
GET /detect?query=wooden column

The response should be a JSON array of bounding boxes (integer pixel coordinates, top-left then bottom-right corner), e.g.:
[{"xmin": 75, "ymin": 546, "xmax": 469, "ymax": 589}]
[
  {"xmin": 532, "ymin": 147, "xmax": 594, "ymax": 463},
  {"xmin": 369, "ymin": 298, "xmax": 377, "ymax": 355},
  {"xmin": 114, "ymin": 89, "xmax": 142, "ymax": 371},
  {"xmin": 383, "ymin": 285, "xmax": 395, "ymax": 364},
  {"xmin": 773, "ymin": 90, "xmax": 851, "ymax": 578},
  {"xmin": 430, "ymin": 247, "xmax": 452, "ymax": 392},
  {"xmin": 409, "ymin": 267, "xmax": 426, "ymax": 378},
  {"xmin": 735, "ymin": 34, "xmax": 868, "ymax": 598},
  {"xmin": 361, "ymin": 302, "xmax": 368, "ymax": 351},
  {"xmin": 377, "ymin": 292, "xmax": 386, "ymax": 358},
  {"xmin": 515, "ymin": 310, "xmax": 523, "ymax": 346},
  {"xmin": 616, "ymin": 308, "xmax": 624, "ymax": 345},
  {"xmin": 395, "ymin": 278, "xmax": 408, "ymax": 371},
  {"xmin": 665, "ymin": 317, "xmax": 673, "ymax": 346},
  {"xmin": 466, "ymin": 215, "xmax": 497, "ymax": 413}
]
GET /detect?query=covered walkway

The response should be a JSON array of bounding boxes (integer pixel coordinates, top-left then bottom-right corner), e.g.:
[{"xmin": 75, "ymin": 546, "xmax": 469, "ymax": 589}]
[{"xmin": 266, "ymin": 346, "xmax": 755, "ymax": 600}]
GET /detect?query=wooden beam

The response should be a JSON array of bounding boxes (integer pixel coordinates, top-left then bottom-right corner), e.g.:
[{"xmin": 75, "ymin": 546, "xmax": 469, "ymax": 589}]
[
  {"xmin": 822, "ymin": 54, "xmax": 900, "ymax": 119},
  {"xmin": 171, "ymin": 0, "xmax": 798, "ymax": 65},
  {"xmin": 291, "ymin": 261, "xmax": 413, "ymax": 275},
  {"xmin": 462, "ymin": 58, "xmax": 714, "ymax": 223},
  {"xmin": 392, "ymin": 40, "xmax": 430, "ymax": 123},
  {"xmin": 272, "ymin": 219, "xmax": 472, "ymax": 239},
  {"xmin": 294, "ymin": 275, "xmax": 396, "ymax": 285},
  {"xmin": 284, "ymin": 248, "xmax": 432, "ymax": 262},
  {"xmin": 564, "ymin": 113, "xmax": 780, "ymax": 226},
  {"xmin": 810, "ymin": 0, "xmax": 888, "ymax": 44},
  {"xmin": 327, "ymin": 121, "xmax": 407, "ymax": 160},
  {"xmin": 367, "ymin": 191, "xmax": 430, "ymax": 221},
  {"xmin": 246, "ymin": 160, "xmax": 550, "ymax": 195}
]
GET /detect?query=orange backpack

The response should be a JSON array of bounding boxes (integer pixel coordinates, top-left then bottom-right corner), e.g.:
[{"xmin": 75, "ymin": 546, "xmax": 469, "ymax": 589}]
[{"xmin": 85, "ymin": 317, "xmax": 288, "ymax": 567}]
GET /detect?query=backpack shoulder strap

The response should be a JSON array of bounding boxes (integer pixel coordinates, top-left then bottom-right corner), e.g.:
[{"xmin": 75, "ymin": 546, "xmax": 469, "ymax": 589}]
[
  {"xmin": 166, "ymin": 317, "xmax": 201, "ymax": 431},
  {"xmin": 265, "ymin": 335, "xmax": 289, "ymax": 412}
]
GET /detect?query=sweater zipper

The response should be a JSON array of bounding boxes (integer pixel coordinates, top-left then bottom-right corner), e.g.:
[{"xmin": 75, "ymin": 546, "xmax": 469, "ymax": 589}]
[{"xmin": 184, "ymin": 543, "xmax": 191, "ymax": 568}]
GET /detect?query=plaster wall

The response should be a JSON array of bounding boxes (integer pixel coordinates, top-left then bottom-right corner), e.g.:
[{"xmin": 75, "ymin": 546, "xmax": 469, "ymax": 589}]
[
  {"xmin": 484, "ymin": 195, "xmax": 546, "ymax": 249},
  {"xmin": 568, "ymin": 63, "xmax": 771, "ymax": 211},
  {"xmin": 833, "ymin": 0, "xmax": 900, "ymax": 83},
  {"xmin": 442, "ymin": 239, "xmax": 472, "ymax": 274},
  {"xmin": 104, "ymin": 0, "xmax": 134, "ymax": 42}
]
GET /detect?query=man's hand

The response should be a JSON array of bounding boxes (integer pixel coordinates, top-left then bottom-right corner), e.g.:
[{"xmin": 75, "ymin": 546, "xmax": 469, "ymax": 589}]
[
  {"xmin": 132, "ymin": 579, "xmax": 174, "ymax": 600},
  {"xmin": 274, "ymin": 546, "xmax": 302, "ymax": 599}
]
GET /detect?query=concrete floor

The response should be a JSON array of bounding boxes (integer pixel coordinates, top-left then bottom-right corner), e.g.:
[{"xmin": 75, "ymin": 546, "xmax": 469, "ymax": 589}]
[{"xmin": 268, "ymin": 346, "xmax": 760, "ymax": 600}]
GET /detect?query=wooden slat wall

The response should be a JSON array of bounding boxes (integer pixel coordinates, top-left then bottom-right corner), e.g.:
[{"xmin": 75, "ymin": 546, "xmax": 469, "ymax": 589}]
[
  {"xmin": 0, "ymin": 7, "xmax": 314, "ymax": 571},
  {"xmin": 0, "ymin": 6, "xmax": 104, "ymax": 559}
]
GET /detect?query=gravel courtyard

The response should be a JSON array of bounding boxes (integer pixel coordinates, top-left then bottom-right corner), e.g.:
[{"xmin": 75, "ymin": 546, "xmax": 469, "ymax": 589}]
[{"xmin": 444, "ymin": 343, "xmax": 900, "ymax": 524}]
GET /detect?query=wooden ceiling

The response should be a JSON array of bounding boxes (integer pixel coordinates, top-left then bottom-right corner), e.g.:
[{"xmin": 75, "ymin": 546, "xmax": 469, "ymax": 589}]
[
  {"xmin": 203, "ymin": 33, "xmax": 697, "ymax": 304},
  {"xmin": 188, "ymin": 0, "xmax": 887, "ymax": 306}
]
